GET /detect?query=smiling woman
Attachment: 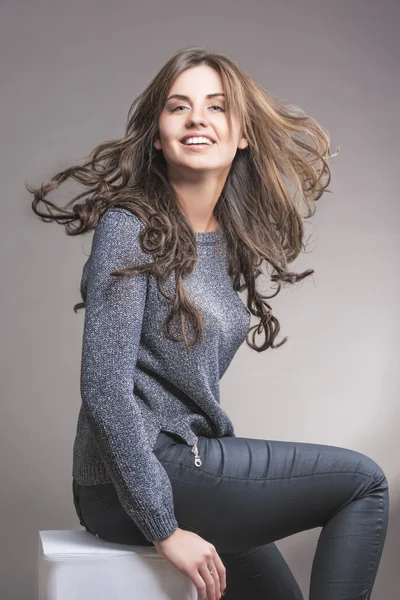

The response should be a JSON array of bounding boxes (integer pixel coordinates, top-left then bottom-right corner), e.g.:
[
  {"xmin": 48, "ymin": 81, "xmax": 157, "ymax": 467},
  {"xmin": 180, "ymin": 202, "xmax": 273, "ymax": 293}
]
[
  {"xmin": 155, "ymin": 67, "xmax": 248, "ymax": 184},
  {"xmin": 27, "ymin": 44, "xmax": 333, "ymax": 353},
  {"xmin": 25, "ymin": 46, "xmax": 388, "ymax": 600}
]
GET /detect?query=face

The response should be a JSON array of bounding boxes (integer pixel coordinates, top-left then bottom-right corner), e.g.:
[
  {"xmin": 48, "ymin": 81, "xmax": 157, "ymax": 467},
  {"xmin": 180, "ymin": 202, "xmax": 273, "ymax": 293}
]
[{"xmin": 154, "ymin": 65, "xmax": 248, "ymax": 177}]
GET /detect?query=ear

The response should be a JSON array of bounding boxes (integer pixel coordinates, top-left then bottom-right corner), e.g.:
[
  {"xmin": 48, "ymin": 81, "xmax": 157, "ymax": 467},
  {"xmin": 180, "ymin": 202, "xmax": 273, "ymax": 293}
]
[
  {"xmin": 238, "ymin": 136, "xmax": 249, "ymax": 150},
  {"xmin": 154, "ymin": 138, "xmax": 162, "ymax": 150}
]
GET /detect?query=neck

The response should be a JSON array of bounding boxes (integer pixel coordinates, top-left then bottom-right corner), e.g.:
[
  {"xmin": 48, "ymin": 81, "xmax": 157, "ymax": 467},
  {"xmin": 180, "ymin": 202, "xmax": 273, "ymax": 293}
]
[{"xmin": 168, "ymin": 167, "xmax": 229, "ymax": 233}]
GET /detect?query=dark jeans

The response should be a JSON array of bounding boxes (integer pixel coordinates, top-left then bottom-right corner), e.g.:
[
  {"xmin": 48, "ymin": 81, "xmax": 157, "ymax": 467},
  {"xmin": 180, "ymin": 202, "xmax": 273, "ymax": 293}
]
[{"xmin": 72, "ymin": 431, "xmax": 389, "ymax": 599}]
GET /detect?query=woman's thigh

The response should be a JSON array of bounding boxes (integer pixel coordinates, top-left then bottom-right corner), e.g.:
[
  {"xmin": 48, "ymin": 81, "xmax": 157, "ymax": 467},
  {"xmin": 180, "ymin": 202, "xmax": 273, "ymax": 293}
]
[
  {"xmin": 152, "ymin": 432, "xmax": 385, "ymax": 554},
  {"xmin": 73, "ymin": 431, "xmax": 384, "ymax": 554}
]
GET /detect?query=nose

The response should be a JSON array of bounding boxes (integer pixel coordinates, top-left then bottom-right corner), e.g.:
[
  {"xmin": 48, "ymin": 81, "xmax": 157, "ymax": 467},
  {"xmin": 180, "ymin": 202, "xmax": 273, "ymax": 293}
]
[{"xmin": 185, "ymin": 105, "xmax": 210, "ymax": 128}]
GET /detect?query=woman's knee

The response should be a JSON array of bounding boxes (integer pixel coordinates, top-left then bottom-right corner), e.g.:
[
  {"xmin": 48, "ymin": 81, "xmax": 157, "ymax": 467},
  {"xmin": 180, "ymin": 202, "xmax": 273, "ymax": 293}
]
[{"xmin": 347, "ymin": 448, "xmax": 388, "ymax": 489}]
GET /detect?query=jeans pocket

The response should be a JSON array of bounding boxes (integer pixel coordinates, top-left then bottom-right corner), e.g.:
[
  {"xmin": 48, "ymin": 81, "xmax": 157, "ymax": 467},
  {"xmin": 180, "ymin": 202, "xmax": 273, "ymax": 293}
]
[
  {"xmin": 153, "ymin": 430, "xmax": 180, "ymax": 458},
  {"xmin": 81, "ymin": 490, "xmax": 121, "ymax": 520},
  {"xmin": 73, "ymin": 480, "xmax": 120, "ymax": 524}
]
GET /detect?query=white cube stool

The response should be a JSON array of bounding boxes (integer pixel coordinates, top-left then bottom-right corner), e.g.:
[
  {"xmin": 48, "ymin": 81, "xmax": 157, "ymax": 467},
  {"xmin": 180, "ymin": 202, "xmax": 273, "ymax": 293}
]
[{"xmin": 38, "ymin": 530, "xmax": 197, "ymax": 600}]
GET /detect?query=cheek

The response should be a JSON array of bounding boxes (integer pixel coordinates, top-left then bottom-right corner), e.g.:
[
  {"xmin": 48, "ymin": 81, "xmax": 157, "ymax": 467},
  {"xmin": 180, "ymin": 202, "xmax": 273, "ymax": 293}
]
[
  {"xmin": 157, "ymin": 119, "xmax": 173, "ymax": 143},
  {"xmin": 220, "ymin": 139, "xmax": 240, "ymax": 154},
  {"xmin": 160, "ymin": 119, "xmax": 179, "ymax": 140}
]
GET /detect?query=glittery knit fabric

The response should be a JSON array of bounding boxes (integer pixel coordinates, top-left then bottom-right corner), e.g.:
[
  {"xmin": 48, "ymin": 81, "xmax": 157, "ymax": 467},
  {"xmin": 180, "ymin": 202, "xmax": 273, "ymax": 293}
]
[{"xmin": 72, "ymin": 207, "xmax": 251, "ymax": 541}]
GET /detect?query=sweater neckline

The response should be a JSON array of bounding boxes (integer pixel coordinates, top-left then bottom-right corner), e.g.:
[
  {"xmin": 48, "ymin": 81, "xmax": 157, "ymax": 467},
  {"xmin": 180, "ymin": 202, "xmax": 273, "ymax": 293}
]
[{"xmin": 195, "ymin": 226, "xmax": 222, "ymax": 245}]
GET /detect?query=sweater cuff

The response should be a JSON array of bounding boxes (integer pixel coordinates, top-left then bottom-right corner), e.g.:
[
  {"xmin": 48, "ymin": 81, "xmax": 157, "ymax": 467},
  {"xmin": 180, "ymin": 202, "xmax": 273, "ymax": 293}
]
[{"xmin": 129, "ymin": 505, "xmax": 180, "ymax": 542}]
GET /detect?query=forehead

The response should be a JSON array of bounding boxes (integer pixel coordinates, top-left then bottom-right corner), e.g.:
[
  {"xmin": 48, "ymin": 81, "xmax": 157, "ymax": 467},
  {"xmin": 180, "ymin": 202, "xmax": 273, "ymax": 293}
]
[{"xmin": 168, "ymin": 65, "xmax": 224, "ymax": 96}]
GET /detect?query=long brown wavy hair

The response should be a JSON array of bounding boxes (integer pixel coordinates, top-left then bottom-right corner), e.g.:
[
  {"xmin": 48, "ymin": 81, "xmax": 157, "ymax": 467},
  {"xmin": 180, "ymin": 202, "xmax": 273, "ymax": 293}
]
[{"xmin": 26, "ymin": 45, "xmax": 337, "ymax": 351}]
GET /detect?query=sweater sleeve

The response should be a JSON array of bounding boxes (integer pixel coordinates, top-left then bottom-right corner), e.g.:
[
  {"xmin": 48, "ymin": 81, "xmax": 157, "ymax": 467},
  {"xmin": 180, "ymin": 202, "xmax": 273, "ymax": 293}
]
[{"xmin": 80, "ymin": 208, "xmax": 179, "ymax": 542}]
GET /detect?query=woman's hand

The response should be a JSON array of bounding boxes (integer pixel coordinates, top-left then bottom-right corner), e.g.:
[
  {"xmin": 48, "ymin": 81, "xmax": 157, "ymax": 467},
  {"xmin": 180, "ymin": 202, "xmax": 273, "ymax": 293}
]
[{"xmin": 153, "ymin": 527, "xmax": 226, "ymax": 600}]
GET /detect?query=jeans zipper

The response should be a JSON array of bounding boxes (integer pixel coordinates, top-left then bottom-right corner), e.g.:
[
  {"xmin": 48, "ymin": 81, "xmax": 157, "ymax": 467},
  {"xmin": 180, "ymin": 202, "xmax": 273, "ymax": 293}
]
[
  {"xmin": 159, "ymin": 425, "xmax": 202, "ymax": 468},
  {"xmin": 191, "ymin": 440, "xmax": 202, "ymax": 467}
]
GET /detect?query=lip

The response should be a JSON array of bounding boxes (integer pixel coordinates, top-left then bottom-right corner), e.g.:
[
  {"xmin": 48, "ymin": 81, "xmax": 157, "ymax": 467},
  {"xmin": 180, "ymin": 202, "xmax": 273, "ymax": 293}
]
[
  {"xmin": 180, "ymin": 134, "xmax": 216, "ymax": 144},
  {"xmin": 180, "ymin": 141, "xmax": 215, "ymax": 152}
]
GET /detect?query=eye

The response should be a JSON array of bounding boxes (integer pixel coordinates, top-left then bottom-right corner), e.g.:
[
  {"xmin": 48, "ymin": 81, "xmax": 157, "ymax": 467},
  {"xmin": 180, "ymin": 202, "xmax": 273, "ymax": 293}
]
[{"xmin": 170, "ymin": 105, "xmax": 225, "ymax": 113}]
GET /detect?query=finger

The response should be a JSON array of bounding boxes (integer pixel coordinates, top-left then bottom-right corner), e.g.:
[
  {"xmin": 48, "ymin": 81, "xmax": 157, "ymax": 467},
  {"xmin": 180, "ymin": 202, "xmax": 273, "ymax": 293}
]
[
  {"xmin": 208, "ymin": 565, "xmax": 222, "ymax": 600},
  {"xmin": 208, "ymin": 562, "xmax": 221, "ymax": 599},
  {"xmin": 212, "ymin": 550, "xmax": 227, "ymax": 595},
  {"xmin": 198, "ymin": 563, "xmax": 217, "ymax": 600},
  {"xmin": 189, "ymin": 569, "xmax": 208, "ymax": 600}
]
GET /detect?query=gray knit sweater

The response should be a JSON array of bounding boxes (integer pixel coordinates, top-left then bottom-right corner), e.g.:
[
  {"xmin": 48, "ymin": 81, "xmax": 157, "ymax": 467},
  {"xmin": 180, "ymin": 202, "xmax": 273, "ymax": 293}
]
[{"xmin": 72, "ymin": 207, "xmax": 251, "ymax": 542}]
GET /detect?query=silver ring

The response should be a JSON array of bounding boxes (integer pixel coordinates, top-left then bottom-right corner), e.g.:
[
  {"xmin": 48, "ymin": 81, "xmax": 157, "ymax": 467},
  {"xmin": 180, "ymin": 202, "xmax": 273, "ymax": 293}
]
[{"xmin": 209, "ymin": 568, "xmax": 215, "ymax": 575}]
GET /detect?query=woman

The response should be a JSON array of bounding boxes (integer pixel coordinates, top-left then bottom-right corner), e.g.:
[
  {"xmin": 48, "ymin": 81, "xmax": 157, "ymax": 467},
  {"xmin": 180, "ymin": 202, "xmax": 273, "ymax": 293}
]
[{"xmin": 27, "ymin": 46, "xmax": 388, "ymax": 600}]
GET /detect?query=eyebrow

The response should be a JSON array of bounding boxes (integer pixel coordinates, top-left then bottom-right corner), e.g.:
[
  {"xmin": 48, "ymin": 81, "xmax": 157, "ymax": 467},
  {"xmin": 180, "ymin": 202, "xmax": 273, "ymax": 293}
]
[{"xmin": 166, "ymin": 93, "xmax": 225, "ymax": 102}]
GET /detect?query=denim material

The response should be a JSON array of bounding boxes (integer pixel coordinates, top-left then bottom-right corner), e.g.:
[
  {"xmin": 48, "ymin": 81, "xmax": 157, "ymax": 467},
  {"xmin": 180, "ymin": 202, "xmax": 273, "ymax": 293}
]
[{"xmin": 72, "ymin": 431, "xmax": 389, "ymax": 600}]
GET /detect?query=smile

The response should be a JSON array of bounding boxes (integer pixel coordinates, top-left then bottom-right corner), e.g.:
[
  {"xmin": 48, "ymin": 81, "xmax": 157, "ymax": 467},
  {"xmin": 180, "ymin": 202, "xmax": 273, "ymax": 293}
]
[{"xmin": 180, "ymin": 141, "xmax": 215, "ymax": 152}]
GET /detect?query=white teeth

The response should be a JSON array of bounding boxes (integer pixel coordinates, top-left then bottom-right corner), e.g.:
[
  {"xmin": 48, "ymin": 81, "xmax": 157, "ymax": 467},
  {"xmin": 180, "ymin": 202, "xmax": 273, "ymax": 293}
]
[{"xmin": 183, "ymin": 137, "xmax": 213, "ymax": 145}]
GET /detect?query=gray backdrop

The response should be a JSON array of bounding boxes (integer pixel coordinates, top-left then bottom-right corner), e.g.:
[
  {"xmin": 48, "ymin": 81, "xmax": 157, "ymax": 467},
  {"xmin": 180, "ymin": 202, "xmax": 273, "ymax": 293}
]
[{"xmin": 1, "ymin": 0, "xmax": 399, "ymax": 598}]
